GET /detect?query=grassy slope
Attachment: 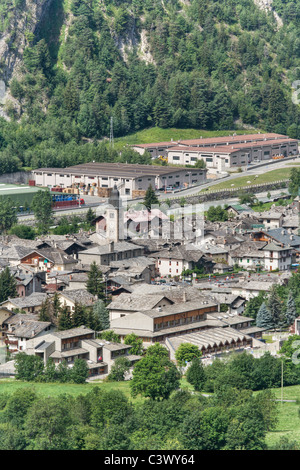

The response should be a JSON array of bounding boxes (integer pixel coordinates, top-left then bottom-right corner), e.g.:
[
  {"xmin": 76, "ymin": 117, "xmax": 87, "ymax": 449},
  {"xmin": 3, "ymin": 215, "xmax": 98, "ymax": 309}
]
[
  {"xmin": 199, "ymin": 167, "xmax": 295, "ymax": 193},
  {"xmin": 265, "ymin": 385, "xmax": 300, "ymax": 448},
  {"xmin": 112, "ymin": 127, "xmax": 261, "ymax": 151}
]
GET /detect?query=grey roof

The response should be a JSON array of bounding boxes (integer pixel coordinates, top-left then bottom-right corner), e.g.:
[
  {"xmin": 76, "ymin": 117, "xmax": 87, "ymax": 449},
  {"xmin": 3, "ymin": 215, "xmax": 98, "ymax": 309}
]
[
  {"xmin": 107, "ymin": 293, "xmax": 173, "ymax": 311},
  {"xmin": 151, "ymin": 246, "xmax": 204, "ymax": 262},
  {"xmin": 262, "ymin": 242, "xmax": 290, "ymax": 252},
  {"xmin": 52, "ymin": 326, "xmax": 94, "ymax": 339},
  {"xmin": 6, "ymin": 318, "xmax": 52, "ymax": 338},
  {"xmin": 263, "ymin": 228, "xmax": 300, "ymax": 247},
  {"xmin": 139, "ymin": 299, "xmax": 217, "ymax": 319},
  {"xmin": 79, "ymin": 241, "xmax": 143, "ymax": 256},
  {"xmin": 3, "ymin": 293, "xmax": 48, "ymax": 308},
  {"xmin": 207, "ymin": 312, "xmax": 254, "ymax": 326},
  {"xmin": 59, "ymin": 289, "xmax": 96, "ymax": 306},
  {"xmin": 166, "ymin": 327, "xmax": 252, "ymax": 351}
]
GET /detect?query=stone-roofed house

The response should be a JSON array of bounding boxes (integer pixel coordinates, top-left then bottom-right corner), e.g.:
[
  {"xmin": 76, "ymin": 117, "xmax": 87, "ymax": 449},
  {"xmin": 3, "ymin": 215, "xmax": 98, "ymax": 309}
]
[
  {"xmin": 256, "ymin": 211, "xmax": 284, "ymax": 230},
  {"xmin": 151, "ymin": 245, "xmax": 209, "ymax": 277},
  {"xmin": 252, "ymin": 228, "xmax": 300, "ymax": 250},
  {"xmin": 2, "ymin": 313, "xmax": 54, "ymax": 354},
  {"xmin": 0, "ymin": 292, "xmax": 48, "ymax": 314},
  {"xmin": 78, "ymin": 241, "xmax": 144, "ymax": 266},
  {"xmin": 56, "ymin": 289, "xmax": 97, "ymax": 312}
]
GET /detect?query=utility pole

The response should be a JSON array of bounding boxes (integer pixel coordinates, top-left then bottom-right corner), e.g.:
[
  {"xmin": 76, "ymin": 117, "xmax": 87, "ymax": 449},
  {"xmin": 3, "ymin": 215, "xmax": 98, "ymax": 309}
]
[
  {"xmin": 109, "ymin": 116, "xmax": 114, "ymax": 149},
  {"xmin": 281, "ymin": 359, "xmax": 283, "ymax": 405}
]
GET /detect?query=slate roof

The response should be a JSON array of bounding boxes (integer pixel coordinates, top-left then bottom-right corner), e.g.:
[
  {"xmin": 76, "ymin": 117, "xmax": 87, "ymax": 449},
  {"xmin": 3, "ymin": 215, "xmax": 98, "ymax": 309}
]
[
  {"xmin": 59, "ymin": 289, "xmax": 96, "ymax": 306},
  {"xmin": 79, "ymin": 241, "xmax": 143, "ymax": 255},
  {"xmin": 7, "ymin": 319, "xmax": 52, "ymax": 338},
  {"xmin": 107, "ymin": 293, "xmax": 173, "ymax": 311},
  {"xmin": 151, "ymin": 246, "xmax": 204, "ymax": 262},
  {"xmin": 265, "ymin": 228, "xmax": 300, "ymax": 247},
  {"xmin": 3, "ymin": 293, "xmax": 48, "ymax": 308}
]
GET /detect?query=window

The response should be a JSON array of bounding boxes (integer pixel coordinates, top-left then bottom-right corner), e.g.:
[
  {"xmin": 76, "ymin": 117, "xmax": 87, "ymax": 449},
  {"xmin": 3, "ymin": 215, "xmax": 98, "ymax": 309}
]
[{"xmin": 173, "ymin": 156, "xmax": 180, "ymax": 161}]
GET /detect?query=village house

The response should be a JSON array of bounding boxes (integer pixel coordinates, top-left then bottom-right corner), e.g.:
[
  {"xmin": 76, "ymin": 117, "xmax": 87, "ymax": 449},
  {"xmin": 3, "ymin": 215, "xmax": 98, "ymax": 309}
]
[
  {"xmin": 56, "ymin": 289, "xmax": 97, "ymax": 312},
  {"xmin": 150, "ymin": 245, "xmax": 209, "ymax": 277},
  {"xmin": 25, "ymin": 326, "xmax": 140, "ymax": 377},
  {"xmin": 0, "ymin": 292, "xmax": 48, "ymax": 314},
  {"xmin": 256, "ymin": 211, "xmax": 284, "ymax": 230},
  {"xmin": 107, "ymin": 293, "xmax": 174, "ymax": 320},
  {"xmin": 2, "ymin": 313, "xmax": 54, "ymax": 354}
]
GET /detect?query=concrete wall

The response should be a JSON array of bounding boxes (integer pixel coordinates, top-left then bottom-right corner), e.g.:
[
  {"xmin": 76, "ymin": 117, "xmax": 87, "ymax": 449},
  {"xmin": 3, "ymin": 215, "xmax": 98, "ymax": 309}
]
[{"xmin": 0, "ymin": 171, "xmax": 30, "ymax": 184}]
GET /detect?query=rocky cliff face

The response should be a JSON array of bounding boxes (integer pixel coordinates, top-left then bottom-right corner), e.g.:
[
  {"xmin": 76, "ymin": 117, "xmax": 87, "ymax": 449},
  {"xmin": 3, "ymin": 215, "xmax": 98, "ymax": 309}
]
[{"xmin": 0, "ymin": 0, "xmax": 52, "ymax": 113}]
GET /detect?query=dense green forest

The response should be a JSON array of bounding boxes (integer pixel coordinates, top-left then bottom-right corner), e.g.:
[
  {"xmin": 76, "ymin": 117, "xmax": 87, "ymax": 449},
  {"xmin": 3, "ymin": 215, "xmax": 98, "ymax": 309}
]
[{"xmin": 0, "ymin": 0, "xmax": 300, "ymax": 173}]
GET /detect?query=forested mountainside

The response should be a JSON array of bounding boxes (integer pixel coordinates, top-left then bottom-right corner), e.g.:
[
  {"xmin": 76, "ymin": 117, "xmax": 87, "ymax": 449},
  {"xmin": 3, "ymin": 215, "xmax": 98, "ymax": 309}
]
[{"xmin": 0, "ymin": 0, "xmax": 299, "ymax": 174}]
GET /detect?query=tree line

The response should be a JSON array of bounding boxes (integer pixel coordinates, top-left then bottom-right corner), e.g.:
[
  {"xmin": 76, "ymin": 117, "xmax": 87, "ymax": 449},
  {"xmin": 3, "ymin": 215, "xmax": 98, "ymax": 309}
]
[{"xmin": 0, "ymin": 0, "xmax": 299, "ymax": 175}]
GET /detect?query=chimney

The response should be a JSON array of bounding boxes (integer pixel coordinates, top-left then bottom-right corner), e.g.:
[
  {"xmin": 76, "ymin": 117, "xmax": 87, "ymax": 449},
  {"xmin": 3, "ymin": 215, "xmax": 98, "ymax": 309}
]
[
  {"xmin": 183, "ymin": 292, "xmax": 187, "ymax": 302},
  {"xmin": 109, "ymin": 241, "xmax": 114, "ymax": 252}
]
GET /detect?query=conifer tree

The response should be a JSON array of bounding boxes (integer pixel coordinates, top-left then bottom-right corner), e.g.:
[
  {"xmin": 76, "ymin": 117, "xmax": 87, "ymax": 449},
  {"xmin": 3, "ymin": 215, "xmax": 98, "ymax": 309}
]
[
  {"xmin": 86, "ymin": 261, "xmax": 105, "ymax": 300},
  {"xmin": 93, "ymin": 300, "xmax": 110, "ymax": 331},
  {"xmin": 0, "ymin": 267, "xmax": 17, "ymax": 303},
  {"xmin": 143, "ymin": 185, "xmax": 159, "ymax": 211},
  {"xmin": 268, "ymin": 286, "xmax": 284, "ymax": 329},
  {"xmin": 39, "ymin": 298, "xmax": 52, "ymax": 322},
  {"xmin": 285, "ymin": 291, "xmax": 298, "ymax": 326},
  {"xmin": 58, "ymin": 304, "xmax": 73, "ymax": 331},
  {"xmin": 256, "ymin": 302, "xmax": 275, "ymax": 330},
  {"xmin": 72, "ymin": 302, "xmax": 87, "ymax": 328}
]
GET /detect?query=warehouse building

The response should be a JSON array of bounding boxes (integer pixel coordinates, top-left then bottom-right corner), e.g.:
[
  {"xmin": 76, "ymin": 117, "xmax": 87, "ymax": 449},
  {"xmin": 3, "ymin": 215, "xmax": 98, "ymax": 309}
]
[
  {"xmin": 132, "ymin": 133, "xmax": 299, "ymax": 169},
  {"xmin": 0, "ymin": 184, "xmax": 48, "ymax": 209},
  {"xmin": 132, "ymin": 133, "xmax": 296, "ymax": 158},
  {"xmin": 32, "ymin": 162, "xmax": 207, "ymax": 197},
  {"xmin": 166, "ymin": 138, "xmax": 299, "ymax": 169}
]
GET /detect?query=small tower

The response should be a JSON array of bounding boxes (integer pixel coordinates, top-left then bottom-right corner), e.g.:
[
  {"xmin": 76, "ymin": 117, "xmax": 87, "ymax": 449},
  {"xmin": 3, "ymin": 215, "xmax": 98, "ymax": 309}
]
[{"xmin": 106, "ymin": 184, "xmax": 123, "ymax": 242}]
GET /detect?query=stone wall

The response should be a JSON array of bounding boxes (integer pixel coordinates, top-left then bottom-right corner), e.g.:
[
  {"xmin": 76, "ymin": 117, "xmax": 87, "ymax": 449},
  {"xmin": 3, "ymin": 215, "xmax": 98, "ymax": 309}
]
[
  {"xmin": 0, "ymin": 171, "xmax": 30, "ymax": 184},
  {"xmin": 169, "ymin": 180, "xmax": 289, "ymax": 205}
]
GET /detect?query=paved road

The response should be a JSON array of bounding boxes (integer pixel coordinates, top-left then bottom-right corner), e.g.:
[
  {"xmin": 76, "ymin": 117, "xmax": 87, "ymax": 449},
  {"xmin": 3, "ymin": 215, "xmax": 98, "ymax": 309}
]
[{"xmin": 157, "ymin": 156, "xmax": 299, "ymax": 200}]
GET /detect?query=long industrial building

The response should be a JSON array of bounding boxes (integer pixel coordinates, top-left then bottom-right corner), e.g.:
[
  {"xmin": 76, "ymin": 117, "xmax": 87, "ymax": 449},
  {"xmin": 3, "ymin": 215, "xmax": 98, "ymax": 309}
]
[
  {"xmin": 132, "ymin": 133, "xmax": 299, "ymax": 169},
  {"xmin": 32, "ymin": 162, "xmax": 207, "ymax": 197}
]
